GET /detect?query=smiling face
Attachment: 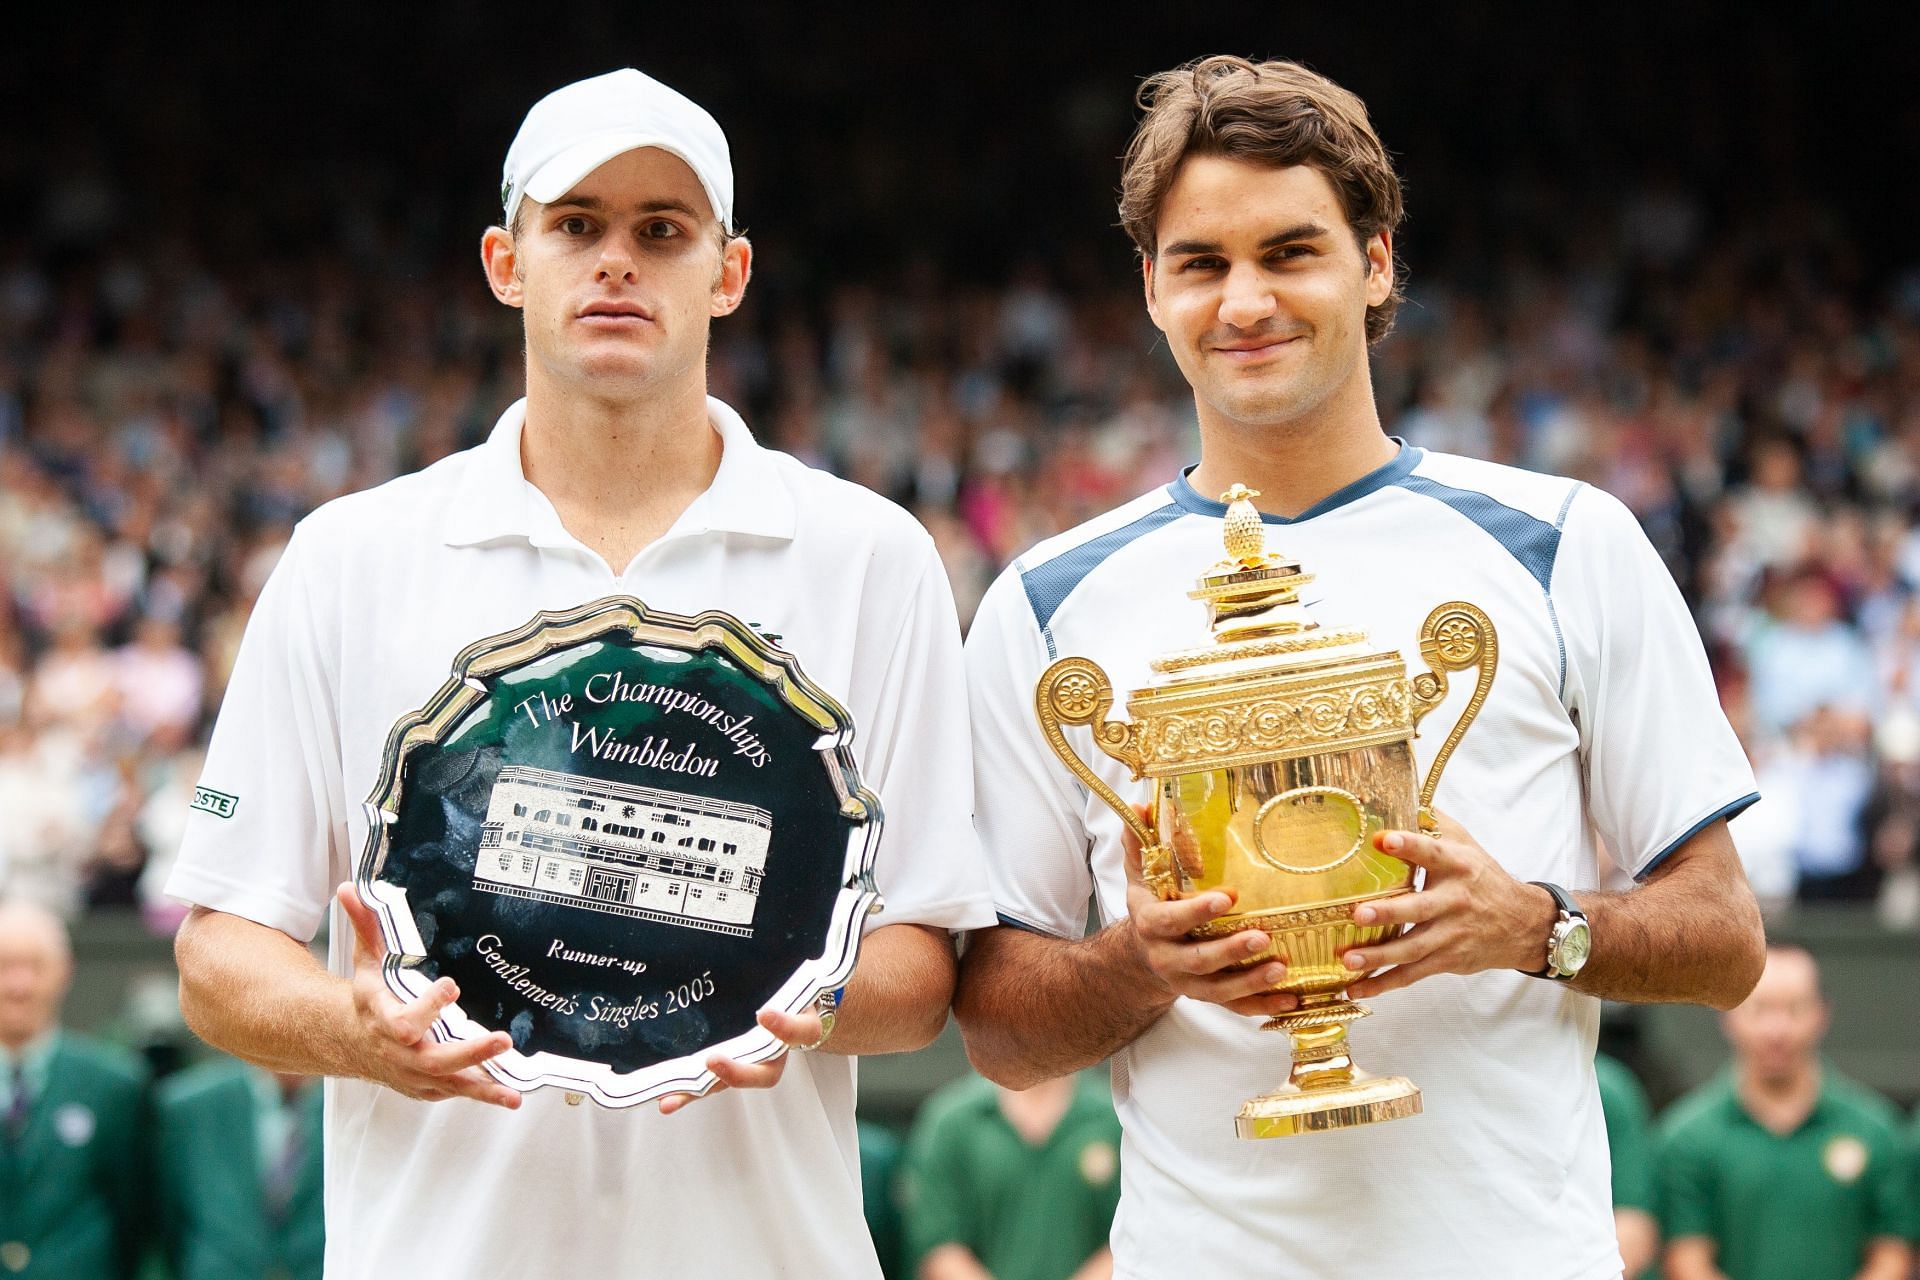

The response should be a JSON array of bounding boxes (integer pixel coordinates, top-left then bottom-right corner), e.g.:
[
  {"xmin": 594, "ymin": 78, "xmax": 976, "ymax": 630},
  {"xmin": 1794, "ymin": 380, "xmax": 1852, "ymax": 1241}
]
[
  {"xmin": 482, "ymin": 147, "xmax": 750, "ymax": 400},
  {"xmin": 1144, "ymin": 156, "xmax": 1392, "ymax": 435}
]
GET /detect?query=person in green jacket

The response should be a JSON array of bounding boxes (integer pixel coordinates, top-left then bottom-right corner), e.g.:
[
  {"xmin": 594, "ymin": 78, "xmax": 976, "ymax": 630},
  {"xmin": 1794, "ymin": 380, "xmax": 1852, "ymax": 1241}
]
[
  {"xmin": 901, "ymin": 1072, "xmax": 1120, "ymax": 1280},
  {"xmin": 155, "ymin": 1057, "xmax": 324, "ymax": 1280},
  {"xmin": 1657, "ymin": 945, "xmax": 1912, "ymax": 1280},
  {"xmin": 858, "ymin": 1119, "xmax": 906, "ymax": 1280},
  {"xmin": 0, "ymin": 899, "xmax": 150, "ymax": 1279},
  {"xmin": 1595, "ymin": 1052, "xmax": 1659, "ymax": 1279}
]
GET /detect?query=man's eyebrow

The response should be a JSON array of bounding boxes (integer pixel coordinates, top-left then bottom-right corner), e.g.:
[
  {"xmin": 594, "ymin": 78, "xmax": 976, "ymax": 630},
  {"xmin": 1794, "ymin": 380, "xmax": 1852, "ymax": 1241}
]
[
  {"xmin": 546, "ymin": 195, "xmax": 703, "ymax": 218},
  {"xmin": 1161, "ymin": 222, "xmax": 1333, "ymax": 257}
]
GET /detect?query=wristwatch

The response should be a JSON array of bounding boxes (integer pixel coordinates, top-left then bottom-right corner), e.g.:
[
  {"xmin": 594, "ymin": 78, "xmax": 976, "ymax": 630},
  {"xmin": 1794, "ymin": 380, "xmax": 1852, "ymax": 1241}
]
[{"xmin": 1525, "ymin": 882, "xmax": 1591, "ymax": 980}]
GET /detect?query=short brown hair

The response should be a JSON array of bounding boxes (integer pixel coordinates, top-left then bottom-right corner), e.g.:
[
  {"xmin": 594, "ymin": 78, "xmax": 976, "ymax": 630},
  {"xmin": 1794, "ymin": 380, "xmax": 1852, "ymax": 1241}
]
[{"xmin": 1120, "ymin": 55, "xmax": 1406, "ymax": 343}]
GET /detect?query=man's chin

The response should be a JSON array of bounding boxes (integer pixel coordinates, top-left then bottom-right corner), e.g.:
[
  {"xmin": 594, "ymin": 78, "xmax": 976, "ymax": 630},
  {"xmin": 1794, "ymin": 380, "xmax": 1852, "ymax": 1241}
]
[{"xmin": 1203, "ymin": 384, "xmax": 1315, "ymax": 430}]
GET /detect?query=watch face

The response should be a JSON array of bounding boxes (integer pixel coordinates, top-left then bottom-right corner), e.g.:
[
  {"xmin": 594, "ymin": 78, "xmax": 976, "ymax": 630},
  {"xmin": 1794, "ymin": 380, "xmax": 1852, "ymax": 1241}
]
[{"xmin": 1557, "ymin": 920, "xmax": 1593, "ymax": 973}]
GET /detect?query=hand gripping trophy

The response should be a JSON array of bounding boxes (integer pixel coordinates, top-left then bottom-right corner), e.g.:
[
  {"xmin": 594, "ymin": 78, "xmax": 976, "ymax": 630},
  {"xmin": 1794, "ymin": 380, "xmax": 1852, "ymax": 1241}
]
[{"xmin": 1035, "ymin": 485, "xmax": 1497, "ymax": 1138}]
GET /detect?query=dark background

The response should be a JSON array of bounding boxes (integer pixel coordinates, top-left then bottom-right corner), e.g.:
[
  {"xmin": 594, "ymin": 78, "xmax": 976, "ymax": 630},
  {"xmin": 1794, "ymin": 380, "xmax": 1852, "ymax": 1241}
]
[{"xmin": 8, "ymin": 5, "xmax": 1916, "ymax": 302}]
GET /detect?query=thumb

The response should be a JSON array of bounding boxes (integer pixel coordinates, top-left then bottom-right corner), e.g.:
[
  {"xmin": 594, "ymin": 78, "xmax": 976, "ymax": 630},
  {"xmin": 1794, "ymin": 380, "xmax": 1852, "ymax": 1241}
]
[{"xmin": 337, "ymin": 882, "xmax": 388, "ymax": 966}]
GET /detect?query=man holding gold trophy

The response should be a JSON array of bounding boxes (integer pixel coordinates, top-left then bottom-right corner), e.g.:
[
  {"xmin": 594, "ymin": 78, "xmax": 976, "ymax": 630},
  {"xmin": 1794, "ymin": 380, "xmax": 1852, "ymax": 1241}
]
[
  {"xmin": 958, "ymin": 56, "xmax": 1767, "ymax": 1280},
  {"xmin": 166, "ymin": 69, "xmax": 991, "ymax": 1278}
]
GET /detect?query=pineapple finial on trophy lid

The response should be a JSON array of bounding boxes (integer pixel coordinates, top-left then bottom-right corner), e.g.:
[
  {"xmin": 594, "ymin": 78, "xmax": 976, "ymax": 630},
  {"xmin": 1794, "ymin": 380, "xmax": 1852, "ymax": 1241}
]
[
  {"xmin": 1184, "ymin": 483, "xmax": 1320, "ymax": 644},
  {"xmin": 1221, "ymin": 484, "xmax": 1270, "ymax": 567}
]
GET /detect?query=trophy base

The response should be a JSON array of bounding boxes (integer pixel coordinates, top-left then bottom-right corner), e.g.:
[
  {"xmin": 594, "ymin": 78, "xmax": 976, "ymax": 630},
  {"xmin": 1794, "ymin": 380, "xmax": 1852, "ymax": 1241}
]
[{"xmin": 1235, "ymin": 1072, "xmax": 1422, "ymax": 1139}]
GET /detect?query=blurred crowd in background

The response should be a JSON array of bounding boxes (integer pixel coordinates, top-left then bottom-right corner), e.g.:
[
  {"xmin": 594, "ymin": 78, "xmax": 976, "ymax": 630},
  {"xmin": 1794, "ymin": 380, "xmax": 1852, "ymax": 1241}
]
[
  {"xmin": 2, "ymin": 170, "xmax": 1919, "ymax": 930},
  {"xmin": 3, "ymin": 11, "xmax": 1920, "ymax": 1280}
]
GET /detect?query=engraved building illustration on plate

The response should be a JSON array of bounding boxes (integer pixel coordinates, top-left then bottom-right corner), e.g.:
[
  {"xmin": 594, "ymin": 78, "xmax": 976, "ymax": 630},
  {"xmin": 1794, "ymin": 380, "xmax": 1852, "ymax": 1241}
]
[{"xmin": 474, "ymin": 765, "xmax": 772, "ymax": 937}]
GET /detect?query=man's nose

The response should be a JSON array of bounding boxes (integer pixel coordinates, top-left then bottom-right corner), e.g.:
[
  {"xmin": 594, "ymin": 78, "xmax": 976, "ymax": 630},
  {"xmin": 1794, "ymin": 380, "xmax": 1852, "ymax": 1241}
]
[{"xmin": 1217, "ymin": 262, "xmax": 1278, "ymax": 329}]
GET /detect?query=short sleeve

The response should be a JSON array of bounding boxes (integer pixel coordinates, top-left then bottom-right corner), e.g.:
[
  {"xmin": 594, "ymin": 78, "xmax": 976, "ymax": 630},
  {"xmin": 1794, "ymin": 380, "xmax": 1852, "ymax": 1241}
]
[
  {"xmin": 1556, "ymin": 487, "xmax": 1758, "ymax": 878},
  {"xmin": 964, "ymin": 566, "xmax": 1097, "ymax": 939},
  {"xmin": 164, "ymin": 526, "xmax": 349, "ymax": 940},
  {"xmin": 1595, "ymin": 1056, "xmax": 1655, "ymax": 1211},
  {"xmin": 844, "ymin": 538, "xmax": 996, "ymax": 933},
  {"xmin": 1909, "ymin": 1113, "xmax": 1920, "ymax": 1242},
  {"xmin": 1655, "ymin": 1112, "xmax": 1720, "ymax": 1243},
  {"xmin": 1867, "ymin": 1120, "xmax": 1915, "ymax": 1242}
]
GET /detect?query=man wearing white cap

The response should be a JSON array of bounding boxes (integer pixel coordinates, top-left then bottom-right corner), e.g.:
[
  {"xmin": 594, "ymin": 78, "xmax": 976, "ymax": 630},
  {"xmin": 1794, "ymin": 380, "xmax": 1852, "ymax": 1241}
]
[{"xmin": 167, "ymin": 69, "xmax": 992, "ymax": 1277}]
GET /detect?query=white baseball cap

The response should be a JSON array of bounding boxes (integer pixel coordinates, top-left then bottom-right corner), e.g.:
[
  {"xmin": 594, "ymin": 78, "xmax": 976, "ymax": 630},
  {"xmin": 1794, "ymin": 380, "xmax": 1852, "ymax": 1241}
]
[{"xmin": 501, "ymin": 68, "xmax": 734, "ymax": 233}]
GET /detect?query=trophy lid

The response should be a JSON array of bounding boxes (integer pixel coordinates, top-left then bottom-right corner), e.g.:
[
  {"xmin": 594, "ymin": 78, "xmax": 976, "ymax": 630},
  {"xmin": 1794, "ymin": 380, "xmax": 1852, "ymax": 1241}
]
[{"xmin": 1151, "ymin": 484, "xmax": 1370, "ymax": 677}]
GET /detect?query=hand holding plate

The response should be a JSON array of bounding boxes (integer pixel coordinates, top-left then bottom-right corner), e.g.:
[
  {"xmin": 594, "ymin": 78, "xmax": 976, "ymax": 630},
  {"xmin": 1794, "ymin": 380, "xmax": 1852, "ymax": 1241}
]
[{"xmin": 337, "ymin": 883, "xmax": 521, "ymax": 1109}]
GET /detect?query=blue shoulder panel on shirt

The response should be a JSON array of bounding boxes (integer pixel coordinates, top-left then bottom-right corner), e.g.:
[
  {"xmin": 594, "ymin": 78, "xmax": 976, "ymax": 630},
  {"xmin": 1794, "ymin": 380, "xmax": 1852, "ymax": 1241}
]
[
  {"xmin": 1020, "ymin": 503, "xmax": 1184, "ymax": 633},
  {"xmin": 1393, "ymin": 474, "xmax": 1566, "ymax": 592}
]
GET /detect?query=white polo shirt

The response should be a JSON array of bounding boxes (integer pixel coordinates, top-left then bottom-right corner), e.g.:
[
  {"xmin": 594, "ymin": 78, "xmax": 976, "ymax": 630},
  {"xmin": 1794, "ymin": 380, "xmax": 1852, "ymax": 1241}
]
[
  {"xmin": 168, "ymin": 396, "xmax": 995, "ymax": 1280},
  {"xmin": 966, "ymin": 443, "xmax": 1757, "ymax": 1280}
]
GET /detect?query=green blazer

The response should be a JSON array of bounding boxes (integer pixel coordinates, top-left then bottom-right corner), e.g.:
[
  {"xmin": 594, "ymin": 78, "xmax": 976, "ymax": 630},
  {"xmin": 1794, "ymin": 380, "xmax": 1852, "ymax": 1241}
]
[
  {"xmin": 155, "ymin": 1059, "xmax": 325, "ymax": 1280},
  {"xmin": 0, "ymin": 1031, "xmax": 150, "ymax": 1280}
]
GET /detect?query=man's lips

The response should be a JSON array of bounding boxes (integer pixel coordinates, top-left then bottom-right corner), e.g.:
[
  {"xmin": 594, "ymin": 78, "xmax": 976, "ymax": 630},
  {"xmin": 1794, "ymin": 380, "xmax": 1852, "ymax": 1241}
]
[
  {"xmin": 1211, "ymin": 334, "xmax": 1302, "ymax": 362},
  {"xmin": 577, "ymin": 301, "xmax": 656, "ymax": 325}
]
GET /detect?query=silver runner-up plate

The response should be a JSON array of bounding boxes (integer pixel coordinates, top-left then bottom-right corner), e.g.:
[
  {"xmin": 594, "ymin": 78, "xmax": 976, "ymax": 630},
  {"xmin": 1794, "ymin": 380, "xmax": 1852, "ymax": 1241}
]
[{"xmin": 355, "ymin": 596, "xmax": 882, "ymax": 1108}]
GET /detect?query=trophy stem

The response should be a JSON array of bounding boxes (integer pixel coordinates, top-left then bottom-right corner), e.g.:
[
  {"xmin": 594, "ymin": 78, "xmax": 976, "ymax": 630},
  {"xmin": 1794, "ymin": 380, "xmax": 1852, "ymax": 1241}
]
[{"xmin": 1235, "ymin": 993, "xmax": 1422, "ymax": 1139}]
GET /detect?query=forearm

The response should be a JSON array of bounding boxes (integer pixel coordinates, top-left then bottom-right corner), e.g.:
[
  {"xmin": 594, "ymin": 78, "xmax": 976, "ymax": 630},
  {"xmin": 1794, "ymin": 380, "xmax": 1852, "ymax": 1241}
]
[
  {"xmin": 1615, "ymin": 1208, "xmax": 1659, "ymax": 1278},
  {"xmin": 1853, "ymin": 1238, "xmax": 1913, "ymax": 1280},
  {"xmin": 1663, "ymin": 1238, "xmax": 1727, "ymax": 1280},
  {"xmin": 954, "ymin": 922, "xmax": 1173, "ymax": 1090},
  {"xmin": 1067, "ymin": 1247, "xmax": 1114, "ymax": 1280},
  {"xmin": 822, "ymin": 923, "xmax": 958, "ymax": 1056},
  {"xmin": 174, "ymin": 906, "xmax": 360, "ymax": 1076},
  {"xmin": 919, "ymin": 1243, "xmax": 995, "ymax": 1280},
  {"xmin": 1569, "ymin": 826, "xmax": 1765, "ymax": 1009}
]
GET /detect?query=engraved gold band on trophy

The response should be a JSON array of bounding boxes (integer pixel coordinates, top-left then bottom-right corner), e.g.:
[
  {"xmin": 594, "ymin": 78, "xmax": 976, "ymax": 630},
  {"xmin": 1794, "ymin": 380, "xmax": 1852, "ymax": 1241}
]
[{"xmin": 1036, "ymin": 484, "xmax": 1497, "ymax": 1138}]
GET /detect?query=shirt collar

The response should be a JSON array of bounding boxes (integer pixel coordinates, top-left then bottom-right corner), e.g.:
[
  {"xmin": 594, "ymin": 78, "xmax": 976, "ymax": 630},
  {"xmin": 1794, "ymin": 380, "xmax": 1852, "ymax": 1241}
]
[
  {"xmin": 0, "ymin": 1026, "xmax": 61, "ymax": 1097},
  {"xmin": 441, "ymin": 395, "xmax": 797, "ymax": 548},
  {"xmin": 1723, "ymin": 1065, "xmax": 1834, "ymax": 1133},
  {"xmin": 1168, "ymin": 437, "xmax": 1422, "ymax": 525}
]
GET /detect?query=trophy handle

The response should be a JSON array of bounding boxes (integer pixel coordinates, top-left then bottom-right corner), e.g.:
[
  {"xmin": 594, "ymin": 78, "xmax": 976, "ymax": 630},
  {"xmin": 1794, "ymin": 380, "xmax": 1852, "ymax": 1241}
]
[
  {"xmin": 1409, "ymin": 602, "xmax": 1499, "ymax": 825},
  {"xmin": 1035, "ymin": 657, "xmax": 1171, "ymax": 892}
]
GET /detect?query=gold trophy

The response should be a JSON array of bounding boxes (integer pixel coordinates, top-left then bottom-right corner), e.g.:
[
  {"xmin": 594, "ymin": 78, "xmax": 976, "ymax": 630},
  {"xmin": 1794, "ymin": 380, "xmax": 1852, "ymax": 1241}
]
[{"xmin": 1035, "ymin": 485, "xmax": 1497, "ymax": 1138}]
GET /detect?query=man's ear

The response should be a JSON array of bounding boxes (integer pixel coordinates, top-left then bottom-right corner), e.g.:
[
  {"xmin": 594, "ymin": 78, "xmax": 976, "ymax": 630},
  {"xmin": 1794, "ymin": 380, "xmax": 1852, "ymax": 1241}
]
[
  {"xmin": 712, "ymin": 235, "xmax": 753, "ymax": 317},
  {"xmin": 481, "ymin": 225, "xmax": 524, "ymax": 308},
  {"xmin": 1364, "ymin": 231, "xmax": 1393, "ymax": 307}
]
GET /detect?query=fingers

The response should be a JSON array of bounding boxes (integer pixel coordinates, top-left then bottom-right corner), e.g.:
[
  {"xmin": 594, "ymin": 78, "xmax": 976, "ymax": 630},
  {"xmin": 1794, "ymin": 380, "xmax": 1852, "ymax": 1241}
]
[
  {"xmin": 1351, "ymin": 890, "xmax": 1446, "ymax": 930},
  {"xmin": 657, "ymin": 1088, "xmax": 711, "ymax": 1116},
  {"xmin": 657, "ymin": 1045, "xmax": 792, "ymax": 1116},
  {"xmin": 756, "ymin": 1008, "xmax": 823, "ymax": 1048},
  {"xmin": 1131, "ymin": 890, "xmax": 1239, "ymax": 942},
  {"xmin": 1341, "ymin": 926, "xmax": 1441, "ymax": 975},
  {"xmin": 415, "ymin": 1029, "xmax": 515, "ymax": 1076},
  {"xmin": 1156, "ymin": 928, "xmax": 1275, "ymax": 978},
  {"xmin": 1371, "ymin": 828, "xmax": 1452, "ymax": 870},
  {"xmin": 1347, "ymin": 955, "xmax": 1447, "ymax": 1001},
  {"xmin": 386, "ymin": 976, "xmax": 462, "ymax": 1047},
  {"xmin": 430, "ymin": 1065, "xmax": 523, "ymax": 1109},
  {"xmin": 708, "ymin": 1052, "xmax": 786, "ymax": 1091},
  {"xmin": 337, "ymin": 882, "xmax": 387, "ymax": 965},
  {"xmin": 1120, "ymin": 803, "xmax": 1150, "ymax": 882},
  {"xmin": 1177, "ymin": 961, "xmax": 1290, "ymax": 1004},
  {"xmin": 1223, "ymin": 990, "xmax": 1303, "ymax": 1018}
]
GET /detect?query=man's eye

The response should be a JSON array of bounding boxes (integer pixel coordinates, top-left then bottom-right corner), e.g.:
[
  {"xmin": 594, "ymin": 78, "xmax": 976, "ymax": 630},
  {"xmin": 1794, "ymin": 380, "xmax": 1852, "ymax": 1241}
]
[
  {"xmin": 644, "ymin": 221, "xmax": 682, "ymax": 239},
  {"xmin": 1181, "ymin": 258, "xmax": 1222, "ymax": 273},
  {"xmin": 560, "ymin": 217, "xmax": 591, "ymax": 235}
]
